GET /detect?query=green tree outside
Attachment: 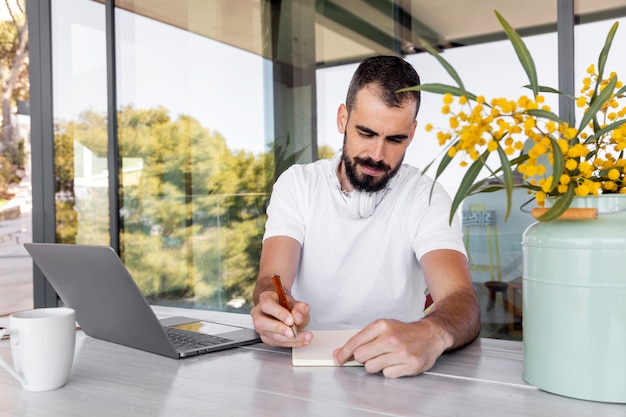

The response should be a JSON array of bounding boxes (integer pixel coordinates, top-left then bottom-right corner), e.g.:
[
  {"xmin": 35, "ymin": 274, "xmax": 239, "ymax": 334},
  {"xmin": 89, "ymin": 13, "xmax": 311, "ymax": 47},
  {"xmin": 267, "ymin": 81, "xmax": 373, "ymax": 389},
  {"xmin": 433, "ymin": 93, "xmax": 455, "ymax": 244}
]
[{"xmin": 53, "ymin": 106, "xmax": 334, "ymax": 312}]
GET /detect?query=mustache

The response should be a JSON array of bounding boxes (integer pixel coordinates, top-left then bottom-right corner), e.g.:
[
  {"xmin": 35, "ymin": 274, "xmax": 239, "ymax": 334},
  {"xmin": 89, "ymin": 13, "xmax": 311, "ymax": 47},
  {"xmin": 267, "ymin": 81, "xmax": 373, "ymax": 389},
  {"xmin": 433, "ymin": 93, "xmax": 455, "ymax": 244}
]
[{"xmin": 353, "ymin": 157, "xmax": 391, "ymax": 173}]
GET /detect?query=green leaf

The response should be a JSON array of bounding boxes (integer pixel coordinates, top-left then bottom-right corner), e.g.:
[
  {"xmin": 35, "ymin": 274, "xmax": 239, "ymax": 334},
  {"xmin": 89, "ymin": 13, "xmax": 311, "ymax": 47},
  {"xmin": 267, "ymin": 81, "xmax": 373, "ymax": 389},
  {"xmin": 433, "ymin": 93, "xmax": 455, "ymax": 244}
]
[
  {"xmin": 495, "ymin": 145, "xmax": 514, "ymax": 220},
  {"xmin": 400, "ymin": 83, "xmax": 478, "ymax": 101},
  {"xmin": 421, "ymin": 137, "xmax": 459, "ymax": 177},
  {"xmin": 536, "ymin": 183, "xmax": 575, "ymax": 221},
  {"xmin": 471, "ymin": 183, "xmax": 507, "ymax": 194},
  {"xmin": 448, "ymin": 151, "xmax": 489, "ymax": 224},
  {"xmin": 547, "ymin": 135, "xmax": 564, "ymax": 193},
  {"xmin": 507, "ymin": 153, "xmax": 530, "ymax": 166},
  {"xmin": 525, "ymin": 109, "xmax": 565, "ymax": 124},
  {"xmin": 597, "ymin": 22, "xmax": 619, "ymax": 82},
  {"xmin": 434, "ymin": 151, "xmax": 455, "ymax": 180},
  {"xmin": 584, "ymin": 119, "xmax": 626, "ymax": 144},
  {"xmin": 523, "ymin": 85, "xmax": 568, "ymax": 97},
  {"xmin": 466, "ymin": 177, "xmax": 492, "ymax": 194},
  {"xmin": 578, "ymin": 76, "xmax": 617, "ymax": 133},
  {"xmin": 615, "ymin": 85, "xmax": 626, "ymax": 97},
  {"xmin": 495, "ymin": 11, "xmax": 538, "ymax": 97},
  {"xmin": 418, "ymin": 38, "xmax": 467, "ymax": 91}
]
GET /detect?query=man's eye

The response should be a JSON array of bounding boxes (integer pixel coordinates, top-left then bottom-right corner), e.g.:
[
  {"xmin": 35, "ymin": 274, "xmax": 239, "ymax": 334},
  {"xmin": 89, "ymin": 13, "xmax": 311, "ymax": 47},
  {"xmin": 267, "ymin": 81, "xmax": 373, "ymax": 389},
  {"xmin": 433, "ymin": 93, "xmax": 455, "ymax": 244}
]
[
  {"xmin": 359, "ymin": 131, "xmax": 375, "ymax": 138},
  {"xmin": 388, "ymin": 138, "xmax": 404, "ymax": 144}
]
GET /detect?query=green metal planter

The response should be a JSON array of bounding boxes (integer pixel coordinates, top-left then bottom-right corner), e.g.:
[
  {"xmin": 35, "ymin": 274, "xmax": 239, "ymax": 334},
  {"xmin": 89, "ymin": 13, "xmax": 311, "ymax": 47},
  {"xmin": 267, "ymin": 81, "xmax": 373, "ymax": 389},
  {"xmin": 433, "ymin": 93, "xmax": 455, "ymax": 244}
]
[{"xmin": 522, "ymin": 195, "xmax": 626, "ymax": 403}]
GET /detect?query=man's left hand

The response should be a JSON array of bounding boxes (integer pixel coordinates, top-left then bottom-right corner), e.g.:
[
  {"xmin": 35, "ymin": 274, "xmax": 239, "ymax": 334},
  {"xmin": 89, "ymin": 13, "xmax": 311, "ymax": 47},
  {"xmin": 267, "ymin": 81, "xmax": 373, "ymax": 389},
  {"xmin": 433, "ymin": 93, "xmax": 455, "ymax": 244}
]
[{"xmin": 332, "ymin": 318, "xmax": 448, "ymax": 378}]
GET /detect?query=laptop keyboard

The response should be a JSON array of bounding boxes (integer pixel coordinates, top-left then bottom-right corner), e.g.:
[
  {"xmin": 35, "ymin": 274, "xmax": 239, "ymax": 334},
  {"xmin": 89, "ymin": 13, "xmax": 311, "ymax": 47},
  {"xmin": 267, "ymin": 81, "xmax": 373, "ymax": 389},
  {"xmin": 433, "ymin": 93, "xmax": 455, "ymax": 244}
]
[{"xmin": 165, "ymin": 327, "xmax": 232, "ymax": 350}]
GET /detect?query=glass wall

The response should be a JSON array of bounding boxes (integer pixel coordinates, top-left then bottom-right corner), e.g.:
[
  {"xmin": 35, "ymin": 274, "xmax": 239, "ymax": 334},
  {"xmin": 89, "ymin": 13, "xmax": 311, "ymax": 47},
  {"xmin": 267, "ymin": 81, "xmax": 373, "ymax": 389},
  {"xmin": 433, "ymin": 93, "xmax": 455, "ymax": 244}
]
[
  {"xmin": 51, "ymin": 0, "xmax": 109, "ymax": 245},
  {"xmin": 30, "ymin": 0, "xmax": 626, "ymax": 339},
  {"xmin": 114, "ymin": 5, "xmax": 269, "ymax": 311}
]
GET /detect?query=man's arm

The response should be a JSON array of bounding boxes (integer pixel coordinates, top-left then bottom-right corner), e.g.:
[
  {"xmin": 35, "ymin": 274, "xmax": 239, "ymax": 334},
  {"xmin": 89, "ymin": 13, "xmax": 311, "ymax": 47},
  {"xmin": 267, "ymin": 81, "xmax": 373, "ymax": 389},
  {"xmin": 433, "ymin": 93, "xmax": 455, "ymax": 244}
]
[
  {"xmin": 333, "ymin": 249, "xmax": 480, "ymax": 378},
  {"xmin": 419, "ymin": 249, "xmax": 481, "ymax": 351},
  {"xmin": 252, "ymin": 236, "xmax": 300, "ymax": 304},
  {"xmin": 250, "ymin": 236, "xmax": 312, "ymax": 347}
]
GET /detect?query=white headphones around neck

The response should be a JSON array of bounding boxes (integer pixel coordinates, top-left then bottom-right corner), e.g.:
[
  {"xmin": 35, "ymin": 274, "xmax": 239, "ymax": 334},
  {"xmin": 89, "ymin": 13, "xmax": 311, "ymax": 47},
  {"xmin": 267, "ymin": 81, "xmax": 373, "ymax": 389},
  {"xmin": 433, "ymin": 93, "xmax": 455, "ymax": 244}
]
[
  {"xmin": 329, "ymin": 150, "xmax": 395, "ymax": 219},
  {"xmin": 347, "ymin": 188, "xmax": 377, "ymax": 219}
]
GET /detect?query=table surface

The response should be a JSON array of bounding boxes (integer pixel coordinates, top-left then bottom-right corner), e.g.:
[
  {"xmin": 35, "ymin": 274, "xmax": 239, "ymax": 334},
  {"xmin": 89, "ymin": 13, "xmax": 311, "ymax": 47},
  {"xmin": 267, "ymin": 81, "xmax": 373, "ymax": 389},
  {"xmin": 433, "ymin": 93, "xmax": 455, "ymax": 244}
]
[{"xmin": 1, "ymin": 306, "xmax": 623, "ymax": 417}]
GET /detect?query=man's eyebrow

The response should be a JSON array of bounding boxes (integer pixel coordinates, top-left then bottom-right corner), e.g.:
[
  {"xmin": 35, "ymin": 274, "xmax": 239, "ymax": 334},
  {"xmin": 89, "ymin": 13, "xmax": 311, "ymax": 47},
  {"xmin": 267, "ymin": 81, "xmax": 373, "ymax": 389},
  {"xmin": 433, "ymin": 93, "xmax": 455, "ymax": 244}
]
[
  {"xmin": 355, "ymin": 124, "xmax": 409, "ymax": 141},
  {"xmin": 386, "ymin": 134, "xmax": 409, "ymax": 142},
  {"xmin": 355, "ymin": 124, "xmax": 378, "ymax": 136}
]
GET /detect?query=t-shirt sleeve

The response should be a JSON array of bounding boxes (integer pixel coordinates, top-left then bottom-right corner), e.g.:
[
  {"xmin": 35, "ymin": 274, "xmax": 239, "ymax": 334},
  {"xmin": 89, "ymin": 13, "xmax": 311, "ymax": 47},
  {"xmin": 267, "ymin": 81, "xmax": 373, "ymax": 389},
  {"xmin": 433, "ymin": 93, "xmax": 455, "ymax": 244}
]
[
  {"xmin": 412, "ymin": 181, "xmax": 467, "ymax": 261},
  {"xmin": 263, "ymin": 166, "xmax": 307, "ymax": 244}
]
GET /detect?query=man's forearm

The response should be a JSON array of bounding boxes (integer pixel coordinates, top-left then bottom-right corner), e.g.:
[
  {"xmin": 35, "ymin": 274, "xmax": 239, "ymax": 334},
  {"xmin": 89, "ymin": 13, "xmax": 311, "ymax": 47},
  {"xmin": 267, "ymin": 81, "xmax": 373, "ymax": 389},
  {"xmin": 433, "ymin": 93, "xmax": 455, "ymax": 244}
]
[{"xmin": 422, "ymin": 288, "xmax": 481, "ymax": 351}]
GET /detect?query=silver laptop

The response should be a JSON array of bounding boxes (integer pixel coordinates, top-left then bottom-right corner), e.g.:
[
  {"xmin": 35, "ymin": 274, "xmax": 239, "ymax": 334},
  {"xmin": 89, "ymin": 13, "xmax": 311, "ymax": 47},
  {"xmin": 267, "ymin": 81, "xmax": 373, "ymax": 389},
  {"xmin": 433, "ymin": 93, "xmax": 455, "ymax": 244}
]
[{"xmin": 24, "ymin": 243, "xmax": 260, "ymax": 359}]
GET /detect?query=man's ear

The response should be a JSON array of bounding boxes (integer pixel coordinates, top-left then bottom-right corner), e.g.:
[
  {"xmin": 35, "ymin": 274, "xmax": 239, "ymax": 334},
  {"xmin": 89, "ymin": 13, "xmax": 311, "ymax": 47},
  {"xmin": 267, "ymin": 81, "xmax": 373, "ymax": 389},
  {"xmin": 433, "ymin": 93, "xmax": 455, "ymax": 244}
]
[{"xmin": 336, "ymin": 104, "xmax": 348, "ymax": 134}]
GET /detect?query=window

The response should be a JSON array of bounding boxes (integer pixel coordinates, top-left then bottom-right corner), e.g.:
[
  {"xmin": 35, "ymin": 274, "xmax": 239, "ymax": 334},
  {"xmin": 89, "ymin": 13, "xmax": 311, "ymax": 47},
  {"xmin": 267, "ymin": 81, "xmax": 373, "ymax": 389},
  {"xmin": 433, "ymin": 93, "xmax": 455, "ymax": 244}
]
[{"xmin": 27, "ymin": 0, "xmax": 626, "ymax": 340}]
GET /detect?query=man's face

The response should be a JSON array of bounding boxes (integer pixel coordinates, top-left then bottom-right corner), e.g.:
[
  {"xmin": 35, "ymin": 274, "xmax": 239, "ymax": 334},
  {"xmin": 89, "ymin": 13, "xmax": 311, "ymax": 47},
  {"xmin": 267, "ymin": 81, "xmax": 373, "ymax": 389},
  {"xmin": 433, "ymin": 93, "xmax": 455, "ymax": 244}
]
[
  {"xmin": 337, "ymin": 84, "xmax": 418, "ymax": 193},
  {"xmin": 341, "ymin": 135, "xmax": 401, "ymax": 192}
]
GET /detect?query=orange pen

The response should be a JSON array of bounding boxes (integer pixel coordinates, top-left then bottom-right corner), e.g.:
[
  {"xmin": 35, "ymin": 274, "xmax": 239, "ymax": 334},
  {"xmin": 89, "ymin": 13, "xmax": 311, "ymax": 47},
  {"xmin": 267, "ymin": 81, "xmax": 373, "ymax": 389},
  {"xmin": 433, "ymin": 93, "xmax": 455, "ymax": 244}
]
[{"xmin": 271, "ymin": 274, "xmax": 298, "ymax": 337}]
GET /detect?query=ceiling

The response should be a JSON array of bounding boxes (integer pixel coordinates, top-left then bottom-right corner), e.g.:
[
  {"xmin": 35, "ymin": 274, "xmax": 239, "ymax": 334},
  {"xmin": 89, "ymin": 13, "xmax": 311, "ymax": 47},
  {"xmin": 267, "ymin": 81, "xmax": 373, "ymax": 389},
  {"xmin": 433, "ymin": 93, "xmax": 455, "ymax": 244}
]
[{"xmin": 114, "ymin": 0, "xmax": 626, "ymax": 67}]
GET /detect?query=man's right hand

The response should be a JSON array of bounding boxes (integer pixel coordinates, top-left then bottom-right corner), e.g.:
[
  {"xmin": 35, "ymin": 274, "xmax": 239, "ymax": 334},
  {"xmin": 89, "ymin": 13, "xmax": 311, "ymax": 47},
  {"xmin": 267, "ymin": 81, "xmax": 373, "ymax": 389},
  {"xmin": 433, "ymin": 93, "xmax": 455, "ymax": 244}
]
[{"xmin": 250, "ymin": 290, "xmax": 313, "ymax": 347}]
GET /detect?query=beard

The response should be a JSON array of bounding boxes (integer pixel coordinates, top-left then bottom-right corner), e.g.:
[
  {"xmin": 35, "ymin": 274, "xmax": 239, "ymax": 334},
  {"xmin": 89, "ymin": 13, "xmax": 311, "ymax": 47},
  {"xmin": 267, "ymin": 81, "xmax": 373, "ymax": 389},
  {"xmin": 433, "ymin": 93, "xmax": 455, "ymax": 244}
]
[{"xmin": 342, "ymin": 136, "xmax": 403, "ymax": 193}]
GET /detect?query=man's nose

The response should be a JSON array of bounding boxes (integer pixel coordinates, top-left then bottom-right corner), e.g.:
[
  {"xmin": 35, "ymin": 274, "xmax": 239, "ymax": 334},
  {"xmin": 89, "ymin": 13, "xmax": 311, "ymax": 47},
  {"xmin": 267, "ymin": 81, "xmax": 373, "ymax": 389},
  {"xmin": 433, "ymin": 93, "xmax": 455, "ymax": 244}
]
[{"xmin": 368, "ymin": 139, "xmax": 385, "ymax": 161}]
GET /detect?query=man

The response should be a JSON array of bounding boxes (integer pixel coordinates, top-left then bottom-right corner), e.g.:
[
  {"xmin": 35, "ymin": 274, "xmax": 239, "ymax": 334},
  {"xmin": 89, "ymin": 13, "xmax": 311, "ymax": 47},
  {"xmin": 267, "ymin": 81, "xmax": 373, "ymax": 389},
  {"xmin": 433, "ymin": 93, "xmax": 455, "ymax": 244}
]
[{"xmin": 251, "ymin": 55, "xmax": 480, "ymax": 378}]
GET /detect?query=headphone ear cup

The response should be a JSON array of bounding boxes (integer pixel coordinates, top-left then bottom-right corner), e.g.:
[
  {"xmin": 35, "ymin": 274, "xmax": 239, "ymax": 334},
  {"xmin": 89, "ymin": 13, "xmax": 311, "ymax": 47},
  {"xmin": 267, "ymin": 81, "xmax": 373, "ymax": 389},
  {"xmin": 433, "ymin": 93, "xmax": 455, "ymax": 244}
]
[
  {"xmin": 347, "ymin": 190, "xmax": 376, "ymax": 219},
  {"xmin": 360, "ymin": 191, "xmax": 376, "ymax": 217}
]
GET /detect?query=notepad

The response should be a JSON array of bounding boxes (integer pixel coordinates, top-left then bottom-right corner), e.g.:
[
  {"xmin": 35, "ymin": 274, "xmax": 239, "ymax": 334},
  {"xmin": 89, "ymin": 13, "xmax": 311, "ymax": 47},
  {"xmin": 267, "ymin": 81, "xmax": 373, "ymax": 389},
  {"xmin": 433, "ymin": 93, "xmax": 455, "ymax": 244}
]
[{"xmin": 292, "ymin": 329, "xmax": 363, "ymax": 367}]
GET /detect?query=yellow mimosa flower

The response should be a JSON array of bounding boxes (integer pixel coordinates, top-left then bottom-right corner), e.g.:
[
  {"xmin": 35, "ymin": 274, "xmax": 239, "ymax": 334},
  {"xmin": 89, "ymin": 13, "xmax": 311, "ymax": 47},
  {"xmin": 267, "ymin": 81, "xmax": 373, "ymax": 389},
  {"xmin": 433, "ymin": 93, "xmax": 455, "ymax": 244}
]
[
  {"xmin": 539, "ymin": 177, "xmax": 553, "ymax": 193},
  {"xmin": 524, "ymin": 164, "xmax": 538, "ymax": 176},
  {"xmin": 579, "ymin": 161, "xmax": 593, "ymax": 177},
  {"xmin": 536, "ymin": 164, "xmax": 546, "ymax": 175},
  {"xmin": 565, "ymin": 158, "xmax": 578, "ymax": 171},
  {"xmin": 575, "ymin": 183, "xmax": 590, "ymax": 196},
  {"xmin": 603, "ymin": 181, "xmax": 618, "ymax": 192},
  {"xmin": 564, "ymin": 127, "xmax": 578, "ymax": 140},
  {"xmin": 535, "ymin": 191, "xmax": 546, "ymax": 206}
]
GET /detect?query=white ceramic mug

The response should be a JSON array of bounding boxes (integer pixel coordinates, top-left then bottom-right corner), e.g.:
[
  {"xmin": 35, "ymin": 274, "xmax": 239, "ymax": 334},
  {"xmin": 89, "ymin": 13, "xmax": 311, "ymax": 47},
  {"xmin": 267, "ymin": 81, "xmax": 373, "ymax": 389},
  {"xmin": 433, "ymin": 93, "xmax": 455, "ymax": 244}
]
[{"xmin": 0, "ymin": 307, "xmax": 76, "ymax": 392}]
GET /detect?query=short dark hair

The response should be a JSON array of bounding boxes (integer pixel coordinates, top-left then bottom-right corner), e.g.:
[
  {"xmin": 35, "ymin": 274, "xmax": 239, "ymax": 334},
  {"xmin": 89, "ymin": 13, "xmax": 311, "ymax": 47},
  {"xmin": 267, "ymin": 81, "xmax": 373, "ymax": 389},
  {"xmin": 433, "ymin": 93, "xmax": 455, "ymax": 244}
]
[{"xmin": 345, "ymin": 55, "xmax": 421, "ymax": 118}]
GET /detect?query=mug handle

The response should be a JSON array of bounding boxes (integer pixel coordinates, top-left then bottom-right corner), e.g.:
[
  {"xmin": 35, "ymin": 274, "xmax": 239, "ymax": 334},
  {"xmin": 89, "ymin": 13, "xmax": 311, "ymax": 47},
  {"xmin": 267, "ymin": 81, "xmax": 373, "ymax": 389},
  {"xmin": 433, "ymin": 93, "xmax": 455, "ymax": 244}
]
[{"xmin": 0, "ymin": 328, "xmax": 27, "ymax": 386}]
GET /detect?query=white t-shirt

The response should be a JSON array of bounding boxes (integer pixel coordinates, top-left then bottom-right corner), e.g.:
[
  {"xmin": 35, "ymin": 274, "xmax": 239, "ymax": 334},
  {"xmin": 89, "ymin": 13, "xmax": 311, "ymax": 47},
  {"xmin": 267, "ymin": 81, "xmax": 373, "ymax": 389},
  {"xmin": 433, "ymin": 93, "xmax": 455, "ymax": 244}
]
[{"xmin": 263, "ymin": 151, "xmax": 466, "ymax": 326}]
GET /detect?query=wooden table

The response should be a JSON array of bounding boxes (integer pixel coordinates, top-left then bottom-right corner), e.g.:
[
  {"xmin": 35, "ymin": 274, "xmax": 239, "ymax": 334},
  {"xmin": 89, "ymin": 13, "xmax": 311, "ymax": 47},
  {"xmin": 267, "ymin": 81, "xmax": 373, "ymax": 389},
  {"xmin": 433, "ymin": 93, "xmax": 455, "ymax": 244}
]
[{"xmin": 1, "ymin": 306, "xmax": 623, "ymax": 416}]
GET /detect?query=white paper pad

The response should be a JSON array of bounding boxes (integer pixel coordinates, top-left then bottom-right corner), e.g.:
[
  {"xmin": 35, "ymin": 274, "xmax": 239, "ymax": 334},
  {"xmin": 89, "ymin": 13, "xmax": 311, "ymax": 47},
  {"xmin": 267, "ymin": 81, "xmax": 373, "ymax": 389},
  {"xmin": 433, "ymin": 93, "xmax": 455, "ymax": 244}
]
[{"xmin": 292, "ymin": 329, "xmax": 363, "ymax": 367}]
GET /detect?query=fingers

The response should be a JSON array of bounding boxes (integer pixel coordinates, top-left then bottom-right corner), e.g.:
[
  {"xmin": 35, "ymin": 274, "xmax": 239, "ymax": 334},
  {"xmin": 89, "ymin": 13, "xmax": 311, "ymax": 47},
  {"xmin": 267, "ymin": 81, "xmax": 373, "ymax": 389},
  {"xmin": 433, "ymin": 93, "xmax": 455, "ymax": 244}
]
[
  {"xmin": 333, "ymin": 320, "xmax": 386, "ymax": 365},
  {"xmin": 259, "ymin": 330, "xmax": 312, "ymax": 347},
  {"xmin": 291, "ymin": 301, "xmax": 311, "ymax": 329},
  {"xmin": 250, "ymin": 291, "xmax": 312, "ymax": 347},
  {"xmin": 333, "ymin": 320, "xmax": 437, "ymax": 378}
]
